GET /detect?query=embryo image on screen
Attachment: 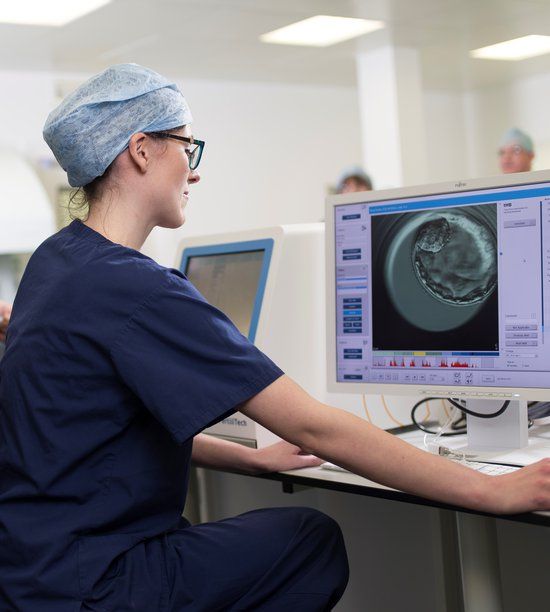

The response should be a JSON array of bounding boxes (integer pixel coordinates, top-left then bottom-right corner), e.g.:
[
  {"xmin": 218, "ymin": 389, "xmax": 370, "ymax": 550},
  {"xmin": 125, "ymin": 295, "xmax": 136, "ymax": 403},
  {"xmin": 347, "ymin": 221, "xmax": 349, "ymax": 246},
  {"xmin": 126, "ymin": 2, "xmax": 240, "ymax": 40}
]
[{"xmin": 371, "ymin": 203, "xmax": 499, "ymax": 351}]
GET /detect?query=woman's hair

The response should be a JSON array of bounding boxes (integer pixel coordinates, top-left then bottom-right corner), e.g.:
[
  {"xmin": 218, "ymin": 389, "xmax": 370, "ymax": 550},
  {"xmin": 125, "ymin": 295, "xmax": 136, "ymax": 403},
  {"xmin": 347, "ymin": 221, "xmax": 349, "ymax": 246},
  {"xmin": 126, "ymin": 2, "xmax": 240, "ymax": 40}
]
[{"xmin": 66, "ymin": 126, "xmax": 184, "ymax": 220}]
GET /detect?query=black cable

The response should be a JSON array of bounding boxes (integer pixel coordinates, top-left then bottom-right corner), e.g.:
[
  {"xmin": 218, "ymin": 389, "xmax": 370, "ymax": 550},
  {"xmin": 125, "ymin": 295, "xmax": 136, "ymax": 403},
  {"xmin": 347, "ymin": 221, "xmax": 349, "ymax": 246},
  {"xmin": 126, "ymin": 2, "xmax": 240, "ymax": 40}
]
[
  {"xmin": 528, "ymin": 401, "xmax": 550, "ymax": 420},
  {"xmin": 410, "ymin": 396, "xmax": 511, "ymax": 435},
  {"xmin": 445, "ymin": 397, "xmax": 510, "ymax": 418},
  {"xmin": 410, "ymin": 397, "xmax": 466, "ymax": 436},
  {"xmin": 451, "ymin": 413, "xmax": 466, "ymax": 430}
]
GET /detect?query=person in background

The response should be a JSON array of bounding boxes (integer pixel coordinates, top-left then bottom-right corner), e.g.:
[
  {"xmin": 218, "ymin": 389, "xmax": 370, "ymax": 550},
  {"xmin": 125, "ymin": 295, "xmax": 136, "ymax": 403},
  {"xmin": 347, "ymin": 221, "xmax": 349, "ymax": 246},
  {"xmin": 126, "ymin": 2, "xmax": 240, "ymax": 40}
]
[
  {"xmin": 498, "ymin": 128, "xmax": 535, "ymax": 174},
  {"xmin": 0, "ymin": 300, "xmax": 11, "ymax": 343},
  {"xmin": 335, "ymin": 165, "xmax": 373, "ymax": 193}
]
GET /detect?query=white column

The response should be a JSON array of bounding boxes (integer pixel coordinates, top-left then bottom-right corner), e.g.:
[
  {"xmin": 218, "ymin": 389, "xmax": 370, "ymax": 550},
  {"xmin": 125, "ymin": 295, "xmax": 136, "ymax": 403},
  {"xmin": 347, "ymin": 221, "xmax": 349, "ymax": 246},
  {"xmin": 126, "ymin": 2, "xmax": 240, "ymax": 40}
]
[{"xmin": 356, "ymin": 44, "xmax": 428, "ymax": 189}]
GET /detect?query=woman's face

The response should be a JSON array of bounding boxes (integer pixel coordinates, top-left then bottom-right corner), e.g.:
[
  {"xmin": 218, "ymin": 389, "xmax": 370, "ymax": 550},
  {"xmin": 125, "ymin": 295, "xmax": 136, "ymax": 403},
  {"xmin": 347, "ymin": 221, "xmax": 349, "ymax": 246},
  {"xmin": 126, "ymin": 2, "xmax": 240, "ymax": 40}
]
[{"xmin": 150, "ymin": 125, "xmax": 200, "ymax": 228}]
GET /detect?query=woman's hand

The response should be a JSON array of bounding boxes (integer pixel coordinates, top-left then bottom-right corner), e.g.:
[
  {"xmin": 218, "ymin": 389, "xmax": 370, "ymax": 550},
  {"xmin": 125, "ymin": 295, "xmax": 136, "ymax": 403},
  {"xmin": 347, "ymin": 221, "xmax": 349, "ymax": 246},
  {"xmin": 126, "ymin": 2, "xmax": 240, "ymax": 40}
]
[
  {"xmin": 481, "ymin": 458, "xmax": 550, "ymax": 514},
  {"xmin": 191, "ymin": 434, "xmax": 322, "ymax": 475},
  {"xmin": 253, "ymin": 440, "xmax": 323, "ymax": 474},
  {"xmin": 0, "ymin": 301, "xmax": 12, "ymax": 343}
]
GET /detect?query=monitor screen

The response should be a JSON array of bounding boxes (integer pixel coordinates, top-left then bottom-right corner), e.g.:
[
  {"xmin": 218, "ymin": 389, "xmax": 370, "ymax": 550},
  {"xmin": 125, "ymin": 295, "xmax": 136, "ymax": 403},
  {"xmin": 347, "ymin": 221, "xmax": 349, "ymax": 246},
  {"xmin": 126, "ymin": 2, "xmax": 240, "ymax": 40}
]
[
  {"xmin": 332, "ymin": 178, "xmax": 550, "ymax": 393},
  {"xmin": 185, "ymin": 250, "xmax": 265, "ymax": 338}
]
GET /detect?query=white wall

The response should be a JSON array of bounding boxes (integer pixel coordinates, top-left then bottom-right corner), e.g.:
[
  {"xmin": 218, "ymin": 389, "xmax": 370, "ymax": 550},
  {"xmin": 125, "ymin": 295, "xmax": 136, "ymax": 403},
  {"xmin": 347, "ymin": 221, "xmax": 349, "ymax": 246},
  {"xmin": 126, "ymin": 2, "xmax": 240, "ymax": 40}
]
[
  {"xmin": 509, "ymin": 71, "xmax": 550, "ymax": 171},
  {"xmin": 462, "ymin": 83, "xmax": 514, "ymax": 178},
  {"xmin": 424, "ymin": 90, "xmax": 470, "ymax": 182},
  {"xmin": 0, "ymin": 70, "xmax": 56, "ymax": 159}
]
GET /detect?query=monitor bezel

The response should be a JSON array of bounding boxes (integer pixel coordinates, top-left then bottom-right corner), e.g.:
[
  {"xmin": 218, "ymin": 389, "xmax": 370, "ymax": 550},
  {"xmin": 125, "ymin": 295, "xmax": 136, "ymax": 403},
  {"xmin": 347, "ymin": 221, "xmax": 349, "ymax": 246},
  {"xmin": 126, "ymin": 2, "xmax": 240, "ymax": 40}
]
[
  {"xmin": 326, "ymin": 169, "xmax": 550, "ymax": 402},
  {"xmin": 180, "ymin": 238, "xmax": 274, "ymax": 343}
]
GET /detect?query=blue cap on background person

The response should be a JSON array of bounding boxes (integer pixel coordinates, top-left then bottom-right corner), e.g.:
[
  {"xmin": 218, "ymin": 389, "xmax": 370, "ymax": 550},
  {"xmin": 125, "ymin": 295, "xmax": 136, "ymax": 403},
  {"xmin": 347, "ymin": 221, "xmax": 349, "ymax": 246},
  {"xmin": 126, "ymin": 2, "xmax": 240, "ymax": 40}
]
[
  {"xmin": 498, "ymin": 127, "xmax": 535, "ymax": 174},
  {"xmin": 43, "ymin": 63, "xmax": 192, "ymax": 187},
  {"xmin": 499, "ymin": 128, "xmax": 534, "ymax": 154},
  {"xmin": 335, "ymin": 165, "xmax": 373, "ymax": 194}
]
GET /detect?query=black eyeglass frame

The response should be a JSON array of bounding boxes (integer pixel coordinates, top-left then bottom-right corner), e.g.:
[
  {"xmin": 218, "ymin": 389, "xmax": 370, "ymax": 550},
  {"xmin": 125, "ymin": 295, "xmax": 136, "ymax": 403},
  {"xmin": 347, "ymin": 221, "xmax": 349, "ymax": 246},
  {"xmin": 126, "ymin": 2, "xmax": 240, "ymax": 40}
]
[{"xmin": 151, "ymin": 133, "xmax": 205, "ymax": 170}]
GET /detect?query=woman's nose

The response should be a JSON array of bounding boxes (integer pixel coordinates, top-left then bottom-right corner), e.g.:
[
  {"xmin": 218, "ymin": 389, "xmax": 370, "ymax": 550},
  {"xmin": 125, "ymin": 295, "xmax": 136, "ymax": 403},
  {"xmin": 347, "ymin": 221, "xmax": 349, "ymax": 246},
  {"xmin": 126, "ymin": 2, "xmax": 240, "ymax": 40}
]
[{"xmin": 189, "ymin": 169, "xmax": 201, "ymax": 184}]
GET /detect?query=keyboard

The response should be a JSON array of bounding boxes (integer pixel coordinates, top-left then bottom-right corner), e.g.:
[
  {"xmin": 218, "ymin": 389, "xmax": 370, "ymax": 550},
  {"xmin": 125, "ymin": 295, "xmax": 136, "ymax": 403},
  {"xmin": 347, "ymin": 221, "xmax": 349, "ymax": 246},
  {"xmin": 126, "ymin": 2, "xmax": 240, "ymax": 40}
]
[
  {"xmin": 320, "ymin": 460, "xmax": 521, "ymax": 476},
  {"xmin": 458, "ymin": 461, "xmax": 520, "ymax": 475}
]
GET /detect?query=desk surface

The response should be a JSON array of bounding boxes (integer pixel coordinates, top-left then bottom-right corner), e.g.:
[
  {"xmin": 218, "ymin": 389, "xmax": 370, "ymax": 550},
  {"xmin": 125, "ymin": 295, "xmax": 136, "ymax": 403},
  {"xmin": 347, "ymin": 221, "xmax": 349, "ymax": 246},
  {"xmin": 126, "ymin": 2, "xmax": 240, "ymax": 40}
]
[
  {"xmin": 249, "ymin": 465, "xmax": 550, "ymax": 527},
  {"xmin": 244, "ymin": 427, "xmax": 550, "ymax": 528}
]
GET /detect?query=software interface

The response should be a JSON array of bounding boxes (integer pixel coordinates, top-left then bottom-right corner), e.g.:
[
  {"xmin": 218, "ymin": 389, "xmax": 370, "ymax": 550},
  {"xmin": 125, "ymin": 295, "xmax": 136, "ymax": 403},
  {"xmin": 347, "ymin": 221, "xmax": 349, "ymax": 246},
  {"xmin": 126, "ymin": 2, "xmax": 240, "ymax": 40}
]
[
  {"xmin": 185, "ymin": 250, "xmax": 264, "ymax": 337},
  {"xmin": 334, "ymin": 181, "xmax": 550, "ymax": 389}
]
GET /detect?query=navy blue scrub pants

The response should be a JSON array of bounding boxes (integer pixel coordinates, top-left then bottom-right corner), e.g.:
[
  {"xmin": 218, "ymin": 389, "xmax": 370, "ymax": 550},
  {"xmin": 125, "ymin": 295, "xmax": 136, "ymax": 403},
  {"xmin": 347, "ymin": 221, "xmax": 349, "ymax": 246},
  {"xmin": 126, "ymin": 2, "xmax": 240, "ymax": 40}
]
[{"xmin": 82, "ymin": 507, "xmax": 349, "ymax": 611}]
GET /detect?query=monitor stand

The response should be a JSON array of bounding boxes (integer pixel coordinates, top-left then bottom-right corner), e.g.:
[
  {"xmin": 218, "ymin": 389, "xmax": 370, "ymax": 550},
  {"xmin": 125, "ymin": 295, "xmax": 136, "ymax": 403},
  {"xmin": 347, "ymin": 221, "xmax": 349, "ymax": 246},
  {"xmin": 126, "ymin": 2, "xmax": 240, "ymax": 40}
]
[{"xmin": 460, "ymin": 399, "xmax": 528, "ymax": 453}]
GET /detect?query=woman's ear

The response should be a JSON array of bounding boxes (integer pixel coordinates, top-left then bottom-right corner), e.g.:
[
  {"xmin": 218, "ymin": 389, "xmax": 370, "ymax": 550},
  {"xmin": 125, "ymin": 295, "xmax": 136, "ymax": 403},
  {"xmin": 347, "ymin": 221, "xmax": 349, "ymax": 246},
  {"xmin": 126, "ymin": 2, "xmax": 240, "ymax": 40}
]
[{"xmin": 127, "ymin": 132, "xmax": 149, "ymax": 174}]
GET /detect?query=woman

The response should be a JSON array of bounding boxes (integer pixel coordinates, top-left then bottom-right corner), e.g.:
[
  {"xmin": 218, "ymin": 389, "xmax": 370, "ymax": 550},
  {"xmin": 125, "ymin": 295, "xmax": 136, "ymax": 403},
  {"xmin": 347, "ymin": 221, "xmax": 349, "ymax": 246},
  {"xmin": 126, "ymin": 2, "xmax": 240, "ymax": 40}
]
[{"xmin": 0, "ymin": 64, "xmax": 549, "ymax": 611}]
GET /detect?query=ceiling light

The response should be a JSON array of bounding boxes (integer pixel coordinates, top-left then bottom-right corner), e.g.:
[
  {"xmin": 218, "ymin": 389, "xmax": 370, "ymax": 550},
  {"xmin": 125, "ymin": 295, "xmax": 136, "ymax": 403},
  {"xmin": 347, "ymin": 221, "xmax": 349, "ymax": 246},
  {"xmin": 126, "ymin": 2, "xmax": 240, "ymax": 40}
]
[
  {"xmin": 470, "ymin": 35, "xmax": 550, "ymax": 61},
  {"xmin": 260, "ymin": 15, "xmax": 384, "ymax": 47},
  {"xmin": 0, "ymin": 0, "xmax": 112, "ymax": 27}
]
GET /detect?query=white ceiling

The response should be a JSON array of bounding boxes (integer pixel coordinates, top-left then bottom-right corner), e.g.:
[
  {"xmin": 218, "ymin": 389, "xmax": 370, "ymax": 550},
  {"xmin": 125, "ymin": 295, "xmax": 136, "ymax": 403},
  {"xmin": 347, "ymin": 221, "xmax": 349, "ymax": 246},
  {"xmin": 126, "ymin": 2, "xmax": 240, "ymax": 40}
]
[{"xmin": 2, "ymin": 0, "xmax": 550, "ymax": 90}]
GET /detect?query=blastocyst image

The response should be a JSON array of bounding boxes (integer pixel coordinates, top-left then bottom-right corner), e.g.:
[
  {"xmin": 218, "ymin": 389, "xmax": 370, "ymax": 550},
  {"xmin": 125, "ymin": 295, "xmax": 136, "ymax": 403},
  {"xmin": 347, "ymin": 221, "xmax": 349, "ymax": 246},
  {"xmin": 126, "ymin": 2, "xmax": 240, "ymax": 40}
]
[{"xmin": 412, "ymin": 211, "xmax": 497, "ymax": 306}]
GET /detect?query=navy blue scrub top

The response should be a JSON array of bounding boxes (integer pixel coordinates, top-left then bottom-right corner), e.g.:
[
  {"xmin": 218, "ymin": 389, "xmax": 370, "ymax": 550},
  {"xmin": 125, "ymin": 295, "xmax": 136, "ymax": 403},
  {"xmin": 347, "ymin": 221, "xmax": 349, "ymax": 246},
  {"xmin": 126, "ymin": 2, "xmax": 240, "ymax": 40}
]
[{"xmin": 0, "ymin": 220, "xmax": 283, "ymax": 610}]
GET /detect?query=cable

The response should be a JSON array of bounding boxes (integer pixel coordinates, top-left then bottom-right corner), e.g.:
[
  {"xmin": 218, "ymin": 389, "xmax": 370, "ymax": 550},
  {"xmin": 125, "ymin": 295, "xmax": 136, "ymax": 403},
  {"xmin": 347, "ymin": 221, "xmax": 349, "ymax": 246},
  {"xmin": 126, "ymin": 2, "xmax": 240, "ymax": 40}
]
[
  {"xmin": 381, "ymin": 395, "xmax": 404, "ymax": 427},
  {"xmin": 411, "ymin": 397, "xmax": 466, "ymax": 436},
  {"xmin": 441, "ymin": 398, "xmax": 450, "ymax": 419},
  {"xmin": 422, "ymin": 400, "xmax": 431, "ymax": 423},
  {"xmin": 411, "ymin": 396, "xmax": 511, "ymax": 436},
  {"xmin": 361, "ymin": 394, "xmax": 372, "ymax": 423},
  {"xmin": 451, "ymin": 413, "xmax": 466, "ymax": 430},
  {"xmin": 445, "ymin": 397, "xmax": 510, "ymax": 419},
  {"xmin": 423, "ymin": 406, "xmax": 460, "ymax": 452}
]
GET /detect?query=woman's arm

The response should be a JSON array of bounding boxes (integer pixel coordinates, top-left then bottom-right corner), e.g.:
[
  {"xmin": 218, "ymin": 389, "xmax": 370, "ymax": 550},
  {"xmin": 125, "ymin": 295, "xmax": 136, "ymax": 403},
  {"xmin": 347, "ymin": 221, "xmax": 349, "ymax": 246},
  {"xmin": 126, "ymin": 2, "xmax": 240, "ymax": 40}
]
[
  {"xmin": 191, "ymin": 432, "xmax": 323, "ymax": 474},
  {"xmin": 240, "ymin": 375, "xmax": 550, "ymax": 514}
]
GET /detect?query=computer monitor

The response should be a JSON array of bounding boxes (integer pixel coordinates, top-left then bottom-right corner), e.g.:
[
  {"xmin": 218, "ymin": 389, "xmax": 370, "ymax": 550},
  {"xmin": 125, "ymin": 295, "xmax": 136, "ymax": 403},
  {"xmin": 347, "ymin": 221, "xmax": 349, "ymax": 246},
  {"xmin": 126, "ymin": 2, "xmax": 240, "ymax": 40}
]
[
  {"xmin": 178, "ymin": 224, "xmax": 325, "ymax": 447},
  {"xmin": 181, "ymin": 241, "xmax": 273, "ymax": 342},
  {"xmin": 326, "ymin": 170, "xmax": 550, "ymax": 453}
]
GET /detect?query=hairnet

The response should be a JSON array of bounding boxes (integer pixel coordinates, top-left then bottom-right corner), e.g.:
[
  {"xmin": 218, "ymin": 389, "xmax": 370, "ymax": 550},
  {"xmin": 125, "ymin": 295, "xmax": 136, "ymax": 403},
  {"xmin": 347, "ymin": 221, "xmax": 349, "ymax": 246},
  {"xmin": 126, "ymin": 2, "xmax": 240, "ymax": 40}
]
[
  {"xmin": 336, "ymin": 165, "xmax": 373, "ymax": 192},
  {"xmin": 499, "ymin": 128, "xmax": 534, "ymax": 154},
  {"xmin": 43, "ymin": 63, "xmax": 193, "ymax": 187}
]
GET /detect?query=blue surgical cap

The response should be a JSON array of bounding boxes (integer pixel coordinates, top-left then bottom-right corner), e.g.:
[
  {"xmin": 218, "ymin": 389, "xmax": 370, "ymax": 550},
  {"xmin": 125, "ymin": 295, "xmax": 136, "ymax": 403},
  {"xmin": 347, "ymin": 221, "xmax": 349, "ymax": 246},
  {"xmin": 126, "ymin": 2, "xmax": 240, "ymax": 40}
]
[
  {"xmin": 499, "ymin": 128, "xmax": 534, "ymax": 154},
  {"xmin": 43, "ymin": 63, "xmax": 193, "ymax": 187},
  {"xmin": 336, "ymin": 165, "xmax": 373, "ymax": 193}
]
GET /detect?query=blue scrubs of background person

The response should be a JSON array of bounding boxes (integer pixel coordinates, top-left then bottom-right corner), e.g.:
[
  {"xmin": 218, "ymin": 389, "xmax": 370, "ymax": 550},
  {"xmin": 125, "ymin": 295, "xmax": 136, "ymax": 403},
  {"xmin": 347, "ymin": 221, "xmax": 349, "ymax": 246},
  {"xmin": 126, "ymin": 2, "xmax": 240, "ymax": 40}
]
[{"xmin": 2, "ymin": 63, "xmax": 550, "ymax": 611}]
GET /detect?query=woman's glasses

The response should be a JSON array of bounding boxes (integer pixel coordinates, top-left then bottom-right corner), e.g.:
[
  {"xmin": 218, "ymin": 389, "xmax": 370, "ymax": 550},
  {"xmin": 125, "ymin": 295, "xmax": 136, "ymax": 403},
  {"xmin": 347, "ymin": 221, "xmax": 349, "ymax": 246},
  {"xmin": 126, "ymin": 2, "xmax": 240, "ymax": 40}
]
[{"xmin": 153, "ymin": 133, "xmax": 205, "ymax": 170}]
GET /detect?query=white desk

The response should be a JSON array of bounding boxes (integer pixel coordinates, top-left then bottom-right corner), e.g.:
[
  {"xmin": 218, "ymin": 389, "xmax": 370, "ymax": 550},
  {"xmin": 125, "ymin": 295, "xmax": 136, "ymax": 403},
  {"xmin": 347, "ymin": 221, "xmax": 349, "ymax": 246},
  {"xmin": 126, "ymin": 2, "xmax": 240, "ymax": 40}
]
[{"xmin": 244, "ymin": 429, "xmax": 550, "ymax": 612}]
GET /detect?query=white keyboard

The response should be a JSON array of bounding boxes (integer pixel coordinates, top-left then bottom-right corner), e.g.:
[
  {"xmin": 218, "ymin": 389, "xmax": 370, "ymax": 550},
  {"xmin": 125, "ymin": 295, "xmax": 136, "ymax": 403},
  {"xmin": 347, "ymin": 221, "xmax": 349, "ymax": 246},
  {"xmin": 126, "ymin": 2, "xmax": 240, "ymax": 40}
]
[
  {"xmin": 458, "ymin": 461, "xmax": 520, "ymax": 475},
  {"xmin": 320, "ymin": 461, "xmax": 521, "ymax": 476}
]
